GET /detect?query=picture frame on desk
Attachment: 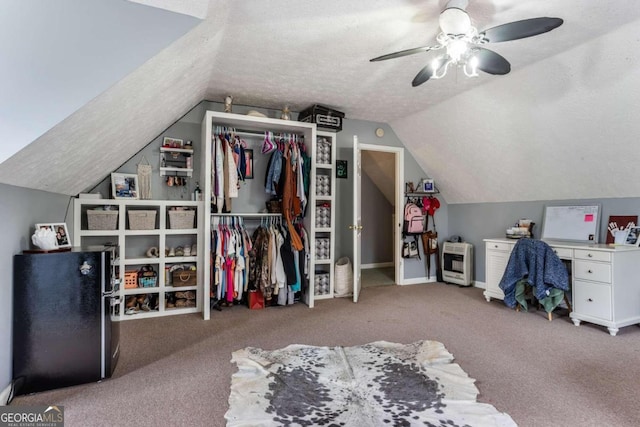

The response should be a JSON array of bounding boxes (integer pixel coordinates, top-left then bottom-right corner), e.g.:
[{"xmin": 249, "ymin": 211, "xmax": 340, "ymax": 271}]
[
  {"xmin": 624, "ymin": 226, "xmax": 640, "ymax": 246},
  {"xmin": 36, "ymin": 223, "xmax": 71, "ymax": 248}
]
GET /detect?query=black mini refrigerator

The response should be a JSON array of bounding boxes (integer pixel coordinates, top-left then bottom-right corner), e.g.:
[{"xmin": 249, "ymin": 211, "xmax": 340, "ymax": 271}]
[{"xmin": 12, "ymin": 248, "xmax": 120, "ymax": 395}]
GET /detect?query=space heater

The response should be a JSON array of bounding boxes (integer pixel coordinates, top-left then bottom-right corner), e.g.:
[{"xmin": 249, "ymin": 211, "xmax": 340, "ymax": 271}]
[{"xmin": 441, "ymin": 242, "xmax": 473, "ymax": 286}]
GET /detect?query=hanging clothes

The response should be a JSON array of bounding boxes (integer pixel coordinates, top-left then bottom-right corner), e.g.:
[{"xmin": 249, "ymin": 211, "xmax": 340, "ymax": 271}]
[{"xmin": 282, "ymin": 143, "xmax": 304, "ymax": 251}]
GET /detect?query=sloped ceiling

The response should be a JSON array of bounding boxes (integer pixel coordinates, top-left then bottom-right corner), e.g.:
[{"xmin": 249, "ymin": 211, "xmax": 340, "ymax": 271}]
[
  {"xmin": 1, "ymin": 1, "xmax": 640, "ymax": 204},
  {"xmin": 362, "ymin": 151, "xmax": 396, "ymax": 205}
]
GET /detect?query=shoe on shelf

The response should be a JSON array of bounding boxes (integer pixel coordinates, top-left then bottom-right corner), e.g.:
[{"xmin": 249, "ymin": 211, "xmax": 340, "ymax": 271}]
[
  {"xmin": 184, "ymin": 245, "xmax": 191, "ymax": 257},
  {"xmin": 185, "ymin": 290, "xmax": 196, "ymax": 300},
  {"xmin": 168, "ymin": 247, "xmax": 175, "ymax": 257},
  {"xmin": 125, "ymin": 296, "xmax": 137, "ymax": 309},
  {"xmin": 125, "ymin": 307, "xmax": 139, "ymax": 315},
  {"xmin": 146, "ymin": 247, "xmax": 159, "ymax": 258},
  {"xmin": 191, "ymin": 244, "xmax": 197, "ymax": 256},
  {"xmin": 175, "ymin": 246, "xmax": 184, "ymax": 257},
  {"xmin": 175, "ymin": 291, "xmax": 187, "ymax": 299}
]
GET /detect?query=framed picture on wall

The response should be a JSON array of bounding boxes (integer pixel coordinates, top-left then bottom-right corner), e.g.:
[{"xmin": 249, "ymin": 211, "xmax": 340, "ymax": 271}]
[
  {"xmin": 111, "ymin": 173, "xmax": 139, "ymax": 200},
  {"xmin": 336, "ymin": 160, "xmax": 348, "ymax": 179},
  {"xmin": 36, "ymin": 223, "xmax": 71, "ymax": 248}
]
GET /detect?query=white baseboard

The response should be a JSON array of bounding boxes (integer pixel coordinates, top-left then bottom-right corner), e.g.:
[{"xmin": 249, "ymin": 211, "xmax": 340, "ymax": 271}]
[
  {"xmin": 361, "ymin": 262, "xmax": 394, "ymax": 269},
  {"xmin": 473, "ymin": 280, "xmax": 486, "ymax": 289},
  {"xmin": 401, "ymin": 277, "xmax": 438, "ymax": 286},
  {"xmin": 0, "ymin": 382, "xmax": 12, "ymax": 406}
]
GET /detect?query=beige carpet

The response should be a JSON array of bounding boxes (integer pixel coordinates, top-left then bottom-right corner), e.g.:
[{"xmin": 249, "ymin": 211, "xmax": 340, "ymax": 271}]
[{"xmin": 9, "ymin": 284, "xmax": 640, "ymax": 427}]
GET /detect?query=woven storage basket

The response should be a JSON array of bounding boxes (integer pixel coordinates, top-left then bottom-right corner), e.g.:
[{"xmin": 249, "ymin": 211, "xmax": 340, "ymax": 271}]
[
  {"xmin": 172, "ymin": 269, "xmax": 197, "ymax": 287},
  {"xmin": 128, "ymin": 210, "xmax": 157, "ymax": 230},
  {"xmin": 168, "ymin": 210, "xmax": 195, "ymax": 229},
  {"xmin": 334, "ymin": 257, "xmax": 353, "ymax": 297},
  {"xmin": 87, "ymin": 210, "xmax": 118, "ymax": 230}
]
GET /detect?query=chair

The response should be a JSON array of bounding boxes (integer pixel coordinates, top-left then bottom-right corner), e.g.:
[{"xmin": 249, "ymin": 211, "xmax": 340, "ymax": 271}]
[{"xmin": 499, "ymin": 238, "xmax": 571, "ymax": 321}]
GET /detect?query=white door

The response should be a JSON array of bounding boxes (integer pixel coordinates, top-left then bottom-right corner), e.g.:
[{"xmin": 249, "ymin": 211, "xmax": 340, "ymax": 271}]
[{"xmin": 352, "ymin": 136, "xmax": 362, "ymax": 302}]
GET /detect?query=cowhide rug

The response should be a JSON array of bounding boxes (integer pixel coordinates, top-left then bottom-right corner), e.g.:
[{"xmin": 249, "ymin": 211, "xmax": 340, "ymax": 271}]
[{"xmin": 226, "ymin": 340, "xmax": 516, "ymax": 426}]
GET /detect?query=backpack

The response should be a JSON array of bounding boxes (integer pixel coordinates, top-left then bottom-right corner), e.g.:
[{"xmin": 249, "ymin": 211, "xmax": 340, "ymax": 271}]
[{"xmin": 403, "ymin": 202, "xmax": 424, "ymax": 235}]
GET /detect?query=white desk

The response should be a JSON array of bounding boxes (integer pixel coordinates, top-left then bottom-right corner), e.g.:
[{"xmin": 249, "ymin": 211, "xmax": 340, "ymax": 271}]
[{"xmin": 484, "ymin": 238, "xmax": 640, "ymax": 336}]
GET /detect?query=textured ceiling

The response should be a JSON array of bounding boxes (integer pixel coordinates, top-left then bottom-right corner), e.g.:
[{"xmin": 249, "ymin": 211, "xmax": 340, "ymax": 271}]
[{"xmin": 1, "ymin": 0, "xmax": 640, "ymax": 204}]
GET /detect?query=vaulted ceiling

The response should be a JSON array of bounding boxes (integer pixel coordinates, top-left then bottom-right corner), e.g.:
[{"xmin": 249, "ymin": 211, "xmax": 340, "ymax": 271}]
[{"xmin": 1, "ymin": 0, "xmax": 639, "ymax": 204}]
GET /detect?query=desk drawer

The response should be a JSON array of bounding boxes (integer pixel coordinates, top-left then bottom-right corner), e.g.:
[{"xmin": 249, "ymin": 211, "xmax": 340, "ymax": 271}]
[
  {"xmin": 551, "ymin": 247, "xmax": 573, "ymax": 259},
  {"xmin": 574, "ymin": 280, "xmax": 612, "ymax": 321},
  {"xmin": 486, "ymin": 241, "xmax": 513, "ymax": 252},
  {"xmin": 574, "ymin": 249, "xmax": 611, "ymax": 263},
  {"xmin": 574, "ymin": 260, "xmax": 612, "ymax": 283}
]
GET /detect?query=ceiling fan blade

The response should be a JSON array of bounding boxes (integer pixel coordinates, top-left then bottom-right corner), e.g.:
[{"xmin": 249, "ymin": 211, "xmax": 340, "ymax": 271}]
[
  {"xmin": 411, "ymin": 55, "xmax": 448, "ymax": 86},
  {"xmin": 480, "ymin": 17, "xmax": 563, "ymax": 43},
  {"xmin": 370, "ymin": 46, "xmax": 435, "ymax": 62},
  {"xmin": 474, "ymin": 48, "xmax": 511, "ymax": 75}
]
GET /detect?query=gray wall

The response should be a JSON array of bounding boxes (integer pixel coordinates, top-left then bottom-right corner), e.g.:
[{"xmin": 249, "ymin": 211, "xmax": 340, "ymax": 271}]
[
  {"xmin": 334, "ymin": 121, "xmax": 448, "ymax": 280},
  {"xmin": 361, "ymin": 171, "xmax": 393, "ymax": 265},
  {"xmin": 0, "ymin": 183, "xmax": 71, "ymax": 399},
  {"xmin": 102, "ymin": 101, "xmax": 439, "ymax": 280},
  {"xmin": 448, "ymin": 198, "xmax": 640, "ymax": 284}
]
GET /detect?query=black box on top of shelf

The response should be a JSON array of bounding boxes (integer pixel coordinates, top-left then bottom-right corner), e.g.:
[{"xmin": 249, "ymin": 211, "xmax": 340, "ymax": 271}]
[{"xmin": 298, "ymin": 104, "xmax": 345, "ymax": 132}]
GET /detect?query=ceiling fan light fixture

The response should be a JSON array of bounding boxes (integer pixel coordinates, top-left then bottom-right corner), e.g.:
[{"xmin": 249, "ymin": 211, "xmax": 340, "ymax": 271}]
[
  {"xmin": 447, "ymin": 39, "xmax": 468, "ymax": 62},
  {"xmin": 464, "ymin": 55, "xmax": 479, "ymax": 77},
  {"xmin": 370, "ymin": 0, "xmax": 563, "ymax": 86}
]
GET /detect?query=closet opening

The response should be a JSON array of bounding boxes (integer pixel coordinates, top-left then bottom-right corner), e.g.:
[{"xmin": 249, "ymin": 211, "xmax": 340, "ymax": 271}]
[{"xmin": 355, "ymin": 143, "xmax": 403, "ymax": 293}]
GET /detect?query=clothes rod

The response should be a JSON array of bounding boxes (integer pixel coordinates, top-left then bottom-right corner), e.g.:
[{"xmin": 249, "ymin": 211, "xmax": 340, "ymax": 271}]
[
  {"xmin": 213, "ymin": 129, "xmax": 305, "ymax": 139},
  {"xmin": 210, "ymin": 213, "xmax": 281, "ymax": 217}
]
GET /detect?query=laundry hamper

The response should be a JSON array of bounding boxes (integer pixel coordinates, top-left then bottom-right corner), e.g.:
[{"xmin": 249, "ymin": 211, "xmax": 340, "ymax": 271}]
[{"xmin": 334, "ymin": 257, "xmax": 353, "ymax": 297}]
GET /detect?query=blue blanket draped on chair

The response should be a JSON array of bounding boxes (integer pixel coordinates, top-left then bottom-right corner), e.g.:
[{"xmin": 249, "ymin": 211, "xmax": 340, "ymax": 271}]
[{"xmin": 498, "ymin": 238, "xmax": 569, "ymax": 309}]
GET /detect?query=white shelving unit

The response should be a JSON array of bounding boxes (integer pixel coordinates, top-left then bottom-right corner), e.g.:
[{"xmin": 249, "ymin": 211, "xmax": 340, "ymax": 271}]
[
  {"xmin": 160, "ymin": 146, "xmax": 194, "ymax": 177},
  {"xmin": 73, "ymin": 199, "xmax": 202, "ymax": 320},
  {"xmin": 311, "ymin": 130, "xmax": 336, "ymax": 300},
  {"xmin": 200, "ymin": 111, "xmax": 322, "ymax": 319}
]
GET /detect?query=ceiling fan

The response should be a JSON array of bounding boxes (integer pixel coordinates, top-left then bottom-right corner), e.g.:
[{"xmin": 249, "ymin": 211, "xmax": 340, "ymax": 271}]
[{"xmin": 370, "ymin": 0, "xmax": 563, "ymax": 86}]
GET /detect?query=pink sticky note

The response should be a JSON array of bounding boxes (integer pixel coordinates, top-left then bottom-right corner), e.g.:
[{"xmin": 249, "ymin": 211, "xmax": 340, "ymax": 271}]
[{"xmin": 585, "ymin": 214, "xmax": 594, "ymax": 222}]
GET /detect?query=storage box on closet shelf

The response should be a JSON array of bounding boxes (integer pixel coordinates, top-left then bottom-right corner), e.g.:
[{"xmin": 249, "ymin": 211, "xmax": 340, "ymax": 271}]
[
  {"xmin": 315, "ymin": 175, "xmax": 331, "ymax": 196},
  {"xmin": 168, "ymin": 207, "xmax": 195, "ymax": 229},
  {"xmin": 314, "ymin": 272, "xmax": 330, "ymax": 295},
  {"xmin": 315, "ymin": 238, "xmax": 331, "ymax": 260},
  {"xmin": 87, "ymin": 206, "xmax": 119, "ymax": 230},
  {"xmin": 315, "ymin": 204, "xmax": 331, "ymax": 228},
  {"xmin": 316, "ymin": 138, "xmax": 332, "ymax": 165}
]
